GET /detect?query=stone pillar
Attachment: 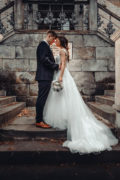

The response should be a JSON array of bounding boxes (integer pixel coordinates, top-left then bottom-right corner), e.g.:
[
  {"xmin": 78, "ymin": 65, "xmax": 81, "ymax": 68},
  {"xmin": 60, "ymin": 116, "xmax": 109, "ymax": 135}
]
[
  {"xmin": 89, "ymin": 0, "xmax": 97, "ymax": 31},
  {"xmin": 74, "ymin": 3, "xmax": 82, "ymax": 30},
  {"xmin": 14, "ymin": 0, "xmax": 24, "ymax": 30},
  {"xmin": 111, "ymin": 30, "xmax": 120, "ymax": 127},
  {"xmin": 32, "ymin": 4, "xmax": 38, "ymax": 30}
]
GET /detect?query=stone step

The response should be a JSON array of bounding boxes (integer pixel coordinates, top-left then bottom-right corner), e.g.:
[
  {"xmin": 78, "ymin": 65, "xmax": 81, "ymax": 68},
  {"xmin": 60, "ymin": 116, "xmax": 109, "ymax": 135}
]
[
  {"xmin": 0, "ymin": 96, "xmax": 16, "ymax": 106},
  {"xmin": 0, "ymin": 139, "xmax": 119, "ymax": 165},
  {"xmin": 0, "ymin": 90, "xmax": 6, "ymax": 96},
  {"xmin": 1, "ymin": 162, "xmax": 120, "ymax": 180},
  {"xmin": 0, "ymin": 125, "xmax": 66, "ymax": 140},
  {"xmin": 82, "ymin": 95, "xmax": 95, "ymax": 103},
  {"xmin": 95, "ymin": 96, "xmax": 114, "ymax": 106},
  {"xmin": 0, "ymin": 107, "xmax": 66, "ymax": 140},
  {"xmin": 94, "ymin": 113, "xmax": 120, "ymax": 140},
  {"xmin": 93, "ymin": 112, "xmax": 118, "ymax": 138},
  {"xmin": 0, "ymin": 102, "xmax": 26, "ymax": 126},
  {"xmin": 104, "ymin": 83, "xmax": 115, "ymax": 90},
  {"xmin": 104, "ymin": 90, "xmax": 115, "ymax": 97},
  {"xmin": 94, "ymin": 112, "xmax": 115, "ymax": 129},
  {"xmin": 87, "ymin": 102, "xmax": 116, "ymax": 123}
]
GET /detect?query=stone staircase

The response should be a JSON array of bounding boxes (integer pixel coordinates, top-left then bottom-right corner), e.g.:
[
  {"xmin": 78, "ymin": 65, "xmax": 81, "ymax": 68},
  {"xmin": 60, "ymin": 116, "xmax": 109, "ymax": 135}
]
[
  {"xmin": 0, "ymin": 90, "xmax": 26, "ymax": 127},
  {"xmin": 0, "ymin": 107, "xmax": 120, "ymax": 168},
  {"xmin": 0, "ymin": 106, "xmax": 66, "ymax": 141},
  {"xmin": 86, "ymin": 89, "xmax": 116, "ymax": 125},
  {"xmin": 0, "ymin": 91, "xmax": 120, "ymax": 179}
]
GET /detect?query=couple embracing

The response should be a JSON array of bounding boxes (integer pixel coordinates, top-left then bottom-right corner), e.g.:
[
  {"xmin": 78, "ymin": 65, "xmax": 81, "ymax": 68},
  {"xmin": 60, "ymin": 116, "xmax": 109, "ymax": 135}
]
[{"xmin": 35, "ymin": 30, "xmax": 118, "ymax": 154}]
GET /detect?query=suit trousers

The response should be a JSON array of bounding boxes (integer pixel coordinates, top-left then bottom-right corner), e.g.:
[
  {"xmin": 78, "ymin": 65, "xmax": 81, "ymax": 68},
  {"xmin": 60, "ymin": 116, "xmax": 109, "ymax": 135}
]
[{"xmin": 36, "ymin": 80, "xmax": 51, "ymax": 123}]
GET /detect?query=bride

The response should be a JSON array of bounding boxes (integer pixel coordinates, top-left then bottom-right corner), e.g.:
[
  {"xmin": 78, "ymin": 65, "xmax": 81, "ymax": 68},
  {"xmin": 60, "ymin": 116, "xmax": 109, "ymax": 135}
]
[{"xmin": 43, "ymin": 36, "xmax": 118, "ymax": 154}]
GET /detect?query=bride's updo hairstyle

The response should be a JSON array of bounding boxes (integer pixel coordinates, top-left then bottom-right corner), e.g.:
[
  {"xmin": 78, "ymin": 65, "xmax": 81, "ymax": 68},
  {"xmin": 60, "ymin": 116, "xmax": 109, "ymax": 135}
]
[{"xmin": 57, "ymin": 36, "xmax": 69, "ymax": 61}]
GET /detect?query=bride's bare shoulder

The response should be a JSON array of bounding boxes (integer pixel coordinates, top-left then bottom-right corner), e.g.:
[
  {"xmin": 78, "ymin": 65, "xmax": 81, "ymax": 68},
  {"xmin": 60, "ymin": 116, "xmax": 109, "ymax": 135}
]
[{"xmin": 60, "ymin": 48, "xmax": 67, "ymax": 56}]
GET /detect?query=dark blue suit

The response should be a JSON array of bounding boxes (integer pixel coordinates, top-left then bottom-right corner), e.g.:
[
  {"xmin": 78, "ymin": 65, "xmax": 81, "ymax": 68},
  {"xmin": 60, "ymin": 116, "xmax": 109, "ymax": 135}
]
[{"xmin": 35, "ymin": 41, "xmax": 59, "ymax": 123}]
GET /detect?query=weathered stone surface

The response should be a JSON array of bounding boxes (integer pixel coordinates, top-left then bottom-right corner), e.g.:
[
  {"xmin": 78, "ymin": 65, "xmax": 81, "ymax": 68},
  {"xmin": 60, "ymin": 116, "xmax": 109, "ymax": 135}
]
[
  {"xmin": 12, "ymin": 84, "xmax": 29, "ymax": 96},
  {"xmin": 0, "ymin": 46, "xmax": 15, "ymax": 58},
  {"xmin": 3, "ymin": 33, "xmax": 42, "ymax": 47},
  {"xmin": 15, "ymin": 46, "xmax": 24, "ymax": 58},
  {"xmin": 75, "ymin": 81, "xmax": 96, "ymax": 95},
  {"xmin": 29, "ymin": 60, "xmax": 37, "ymax": 71},
  {"xmin": 81, "ymin": 60, "xmax": 108, "ymax": 71},
  {"xmin": 0, "ymin": 70, "xmax": 16, "ymax": 83},
  {"xmin": 70, "ymin": 72, "xmax": 96, "ymax": 95},
  {"xmin": 29, "ymin": 34, "xmax": 43, "ymax": 46},
  {"xmin": 0, "ymin": 31, "xmax": 116, "ymax": 102},
  {"xmin": 15, "ymin": 72, "xmax": 36, "ymax": 84},
  {"xmin": 26, "ymin": 96, "xmax": 37, "ymax": 106},
  {"xmin": 95, "ymin": 72, "xmax": 115, "ymax": 82},
  {"xmin": 89, "ymin": 0, "xmax": 97, "ymax": 31},
  {"xmin": 23, "ymin": 47, "xmax": 36, "ymax": 59},
  {"xmin": 71, "ymin": 71, "xmax": 94, "ymax": 82},
  {"xmin": 83, "ymin": 35, "xmax": 111, "ymax": 47},
  {"xmin": 16, "ymin": 34, "xmax": 41, "ymax": 47},
  {"xmin": 20, "ymin": 34, "xmax": 33, "ymax": 47},
  {"xmin": 68, "ymin": 60, "xmax": 82, "ymax": 71},
  {"xmin": 96, "ymin": 47, "xmax": 115, "ymax": 59},
  {"xmin": 98, "ymin": 0, "xmax": 120, "ymax": 20},
  {"xmin": 108, "ymin": 58, "xmax": 115, "ymax": 71},
  {"xmin": 29, "ymin": 84, "xmax": 38, "ymax": 96},
  {"xmin": 43, "ymin": 33, "xmax": 48, "ymax": 39},
  {"xmin": 113, "ymin": 31, "xmax": 120, "ymax": 120},
  {"xmin": 3, "ymin": 34, "xmax": 26, "ymax": 46},
  {"xmin": 65, "ymin": 35, "xmax": 84, "ymax": 47},
  {"xmin": 95, "ymin": 82, "xmax": 115, "ymax": 95},
  {"xmin": 73, "ymin": 47, "xmax": 96, "ymax": 60},
  {"xmin": 16, "ymin": 96, "xmax": 28, "ymax": 102},
  {"xmin": 0, "ymin": 59, "xmax": 3, "ymax": 70},
  {"xmin": 3, "ymin": 33, "xmax": 43, "ymax": 47},
  {"xmin": 3, "ymin": 59, "xmax": 29, "ymax": 72}
]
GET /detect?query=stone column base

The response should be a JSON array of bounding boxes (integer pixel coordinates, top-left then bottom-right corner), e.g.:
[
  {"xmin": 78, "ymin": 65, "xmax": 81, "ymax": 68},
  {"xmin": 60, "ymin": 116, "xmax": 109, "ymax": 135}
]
[{"xmin": 115, "ymin": 111, "xmax": 120, "ymax": 128}]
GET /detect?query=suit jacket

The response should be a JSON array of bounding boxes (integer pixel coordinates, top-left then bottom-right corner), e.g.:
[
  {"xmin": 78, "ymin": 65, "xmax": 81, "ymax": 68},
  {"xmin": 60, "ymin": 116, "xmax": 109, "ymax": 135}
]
[{"xmin": 35, "ymin": 41, "xmax": 59, "ymax": 81}]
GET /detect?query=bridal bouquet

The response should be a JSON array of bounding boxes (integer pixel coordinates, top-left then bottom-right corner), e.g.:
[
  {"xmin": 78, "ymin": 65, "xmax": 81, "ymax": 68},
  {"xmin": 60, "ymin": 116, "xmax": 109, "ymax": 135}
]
[{"xmin": 52, "ymin": 80, "xmax": 63, "ymax": 92}]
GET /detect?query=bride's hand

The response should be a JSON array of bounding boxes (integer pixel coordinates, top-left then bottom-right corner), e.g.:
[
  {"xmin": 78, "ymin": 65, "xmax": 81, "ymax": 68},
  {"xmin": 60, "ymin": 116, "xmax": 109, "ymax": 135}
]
[{"xmin": 58, "ymin": 76, "xmax": 62, "ymax": 82}]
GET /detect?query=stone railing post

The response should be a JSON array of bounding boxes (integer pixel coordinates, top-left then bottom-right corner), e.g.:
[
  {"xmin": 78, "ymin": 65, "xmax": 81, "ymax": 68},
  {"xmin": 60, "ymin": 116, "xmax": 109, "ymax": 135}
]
[
  {"xmin": 89, "ymin": 0, "xmax": 97, "ymax": 31},
  {"xmin": 111, "ymin": 30, "xmax": 120, "ymax": 127},
  {"xmin": 14, "ymin": 0, "xmax": 24, "ymax": 30}
]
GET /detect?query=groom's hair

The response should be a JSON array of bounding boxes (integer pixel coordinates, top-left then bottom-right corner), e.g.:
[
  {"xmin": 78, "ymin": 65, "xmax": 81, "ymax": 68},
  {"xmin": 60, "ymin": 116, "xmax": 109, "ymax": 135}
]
[{"xmin": 47, "ymin": 30, "xmax": 57, "ymax": 38}]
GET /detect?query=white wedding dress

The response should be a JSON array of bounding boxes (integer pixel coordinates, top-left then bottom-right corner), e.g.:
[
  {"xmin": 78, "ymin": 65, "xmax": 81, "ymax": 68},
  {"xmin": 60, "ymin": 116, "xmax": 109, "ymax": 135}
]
[{"xmin": 43, "ymin": 48, "xmax": 118, "ymax": 154}]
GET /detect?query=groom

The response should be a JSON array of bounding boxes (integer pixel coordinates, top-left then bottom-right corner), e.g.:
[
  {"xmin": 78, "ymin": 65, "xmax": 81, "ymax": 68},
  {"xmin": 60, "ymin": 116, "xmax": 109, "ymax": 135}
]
[{"xmin": 35, "ymin": 30, "xmax": 59, "ymax": 128}]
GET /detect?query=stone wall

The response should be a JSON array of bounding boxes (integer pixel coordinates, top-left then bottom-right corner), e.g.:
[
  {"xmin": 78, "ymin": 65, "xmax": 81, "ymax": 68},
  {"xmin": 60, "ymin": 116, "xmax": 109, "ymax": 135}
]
[{"xmin": 0, "ymin": 32, "xmax": 115, "ymax": 106}]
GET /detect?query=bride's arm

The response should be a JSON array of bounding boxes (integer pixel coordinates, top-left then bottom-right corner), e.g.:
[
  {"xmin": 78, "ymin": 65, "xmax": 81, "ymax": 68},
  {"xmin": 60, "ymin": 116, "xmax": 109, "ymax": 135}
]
[{"xmin": 58, "ymin": 50, "xmax": 66, "ymax": 82}]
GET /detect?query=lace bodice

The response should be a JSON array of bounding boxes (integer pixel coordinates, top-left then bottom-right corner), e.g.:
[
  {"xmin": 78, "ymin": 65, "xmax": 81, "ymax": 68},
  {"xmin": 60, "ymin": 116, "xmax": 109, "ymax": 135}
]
[{"xmin": 55, "ymin": 48, "xmax": 69, "ymax": 66}]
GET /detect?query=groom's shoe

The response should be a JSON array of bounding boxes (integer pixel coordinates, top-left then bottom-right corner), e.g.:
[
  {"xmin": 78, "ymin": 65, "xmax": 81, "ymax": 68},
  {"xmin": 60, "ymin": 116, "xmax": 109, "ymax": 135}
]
[{"xmin": 36, "ymin": 122, "xmax": 51, "ymax": 128}]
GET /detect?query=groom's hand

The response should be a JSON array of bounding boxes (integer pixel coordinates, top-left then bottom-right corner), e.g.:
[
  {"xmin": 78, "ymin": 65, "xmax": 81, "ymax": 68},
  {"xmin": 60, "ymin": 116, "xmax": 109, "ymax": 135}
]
[{"xmin": 59, "ymin": 64, "xmax": 61, "ymax": 70}]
